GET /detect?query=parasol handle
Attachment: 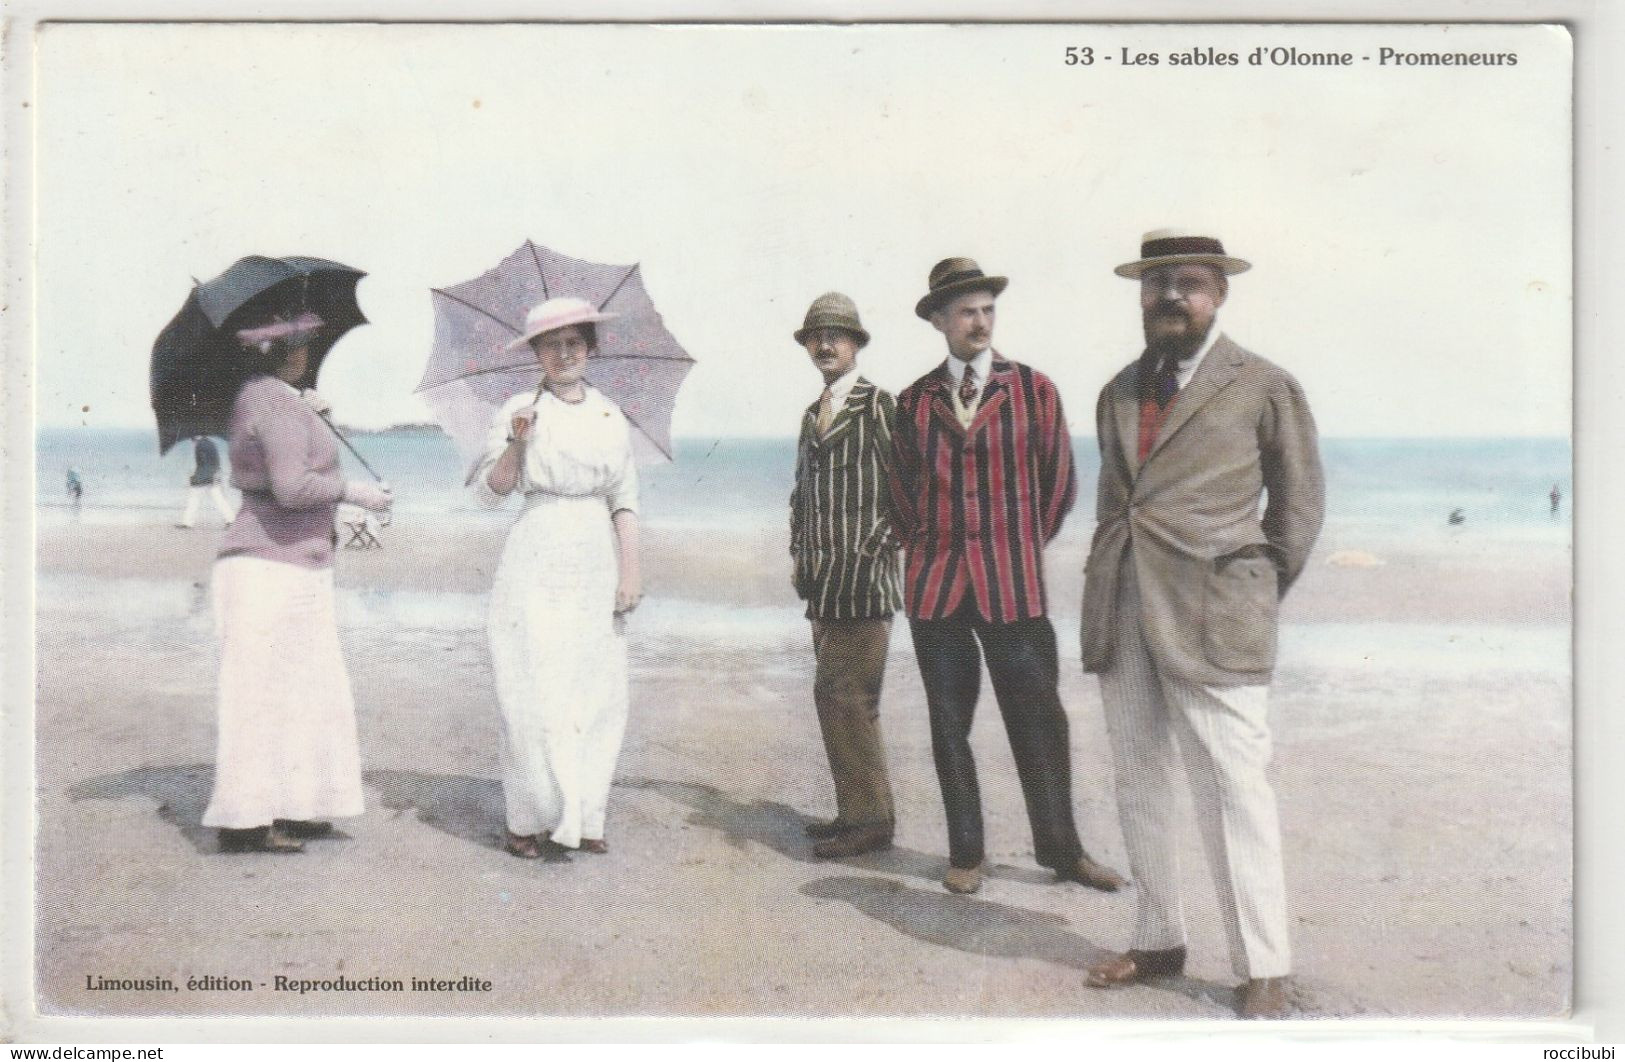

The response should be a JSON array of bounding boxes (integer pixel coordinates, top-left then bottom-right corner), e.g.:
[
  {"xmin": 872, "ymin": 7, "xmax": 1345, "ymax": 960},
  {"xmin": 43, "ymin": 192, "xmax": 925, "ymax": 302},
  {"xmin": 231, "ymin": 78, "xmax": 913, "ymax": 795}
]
[{"xmin": 317, "ymin": 413, "xmax": 385, "ymax": 483}]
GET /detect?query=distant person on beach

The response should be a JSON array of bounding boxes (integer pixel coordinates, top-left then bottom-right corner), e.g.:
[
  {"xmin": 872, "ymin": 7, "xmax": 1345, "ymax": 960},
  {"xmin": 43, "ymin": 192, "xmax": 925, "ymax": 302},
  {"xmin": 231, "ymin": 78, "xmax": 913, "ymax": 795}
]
[
  {"xmin": 65, "ymin": 467, "xmax": 82, "ymax": 505},
  {"xmin": 1079, "ymin": 229, "xmax": 1324, "ymax": 1019},
  {"xmin": 888, "ymin": 257, "xmax": 1125, "ymax": 898},
  {"xmin": 176, "ymin": 435, "xmax": 236, "ymax": 528},
  {"xmin": 473, "ymin": 297, "xmax": 641, "ymax": 860},
  {"xmin": 203, "ymin": 313, "xmax": 393, "ymax": 854},
  {"xmin": 1449, "ymin": 508, "xmax": 1466, "ymax": 526},
  {"xmin": 788, "ymin": 293, "xmax": 902, "ymax": 859},
  {"xmin": 1550, "ymin": 484, "xmax": 1561, "ymax": 515}
]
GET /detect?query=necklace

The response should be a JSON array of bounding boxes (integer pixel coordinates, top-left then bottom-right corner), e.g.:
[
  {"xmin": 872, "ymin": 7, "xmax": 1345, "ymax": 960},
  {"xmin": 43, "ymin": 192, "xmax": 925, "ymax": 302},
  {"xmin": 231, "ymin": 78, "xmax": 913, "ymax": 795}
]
[{"xmin": 544, "ymin": 383, "xmax": 587, "ymax": 405}]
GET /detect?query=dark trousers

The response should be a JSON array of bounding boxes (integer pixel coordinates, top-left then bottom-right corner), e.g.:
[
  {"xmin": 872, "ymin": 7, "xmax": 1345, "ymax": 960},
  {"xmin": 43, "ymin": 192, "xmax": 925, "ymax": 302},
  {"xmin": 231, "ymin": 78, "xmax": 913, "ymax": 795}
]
[{"xmin": 909, "ymin": 609, "xmax": 1085, "ymax": 870}]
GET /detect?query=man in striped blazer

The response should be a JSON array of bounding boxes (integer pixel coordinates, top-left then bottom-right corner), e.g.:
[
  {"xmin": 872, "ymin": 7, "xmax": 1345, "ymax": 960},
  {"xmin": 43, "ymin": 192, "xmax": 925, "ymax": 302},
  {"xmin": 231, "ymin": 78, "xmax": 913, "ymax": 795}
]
[
  {"xmin": 889, "ymin": 258, "xmax": 1125, "ymax": 896},
  {"xmin": 789, "ymin": 292, "xmax": 903, "ymax": 859}
]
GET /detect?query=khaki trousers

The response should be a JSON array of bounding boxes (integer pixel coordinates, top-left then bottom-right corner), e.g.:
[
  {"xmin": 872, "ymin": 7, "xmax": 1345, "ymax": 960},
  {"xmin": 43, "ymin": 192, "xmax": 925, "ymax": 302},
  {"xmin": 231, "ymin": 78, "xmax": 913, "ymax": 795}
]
[{"xmin": 810, "ymin": 617, "xmax": 896, "ymax": 828}]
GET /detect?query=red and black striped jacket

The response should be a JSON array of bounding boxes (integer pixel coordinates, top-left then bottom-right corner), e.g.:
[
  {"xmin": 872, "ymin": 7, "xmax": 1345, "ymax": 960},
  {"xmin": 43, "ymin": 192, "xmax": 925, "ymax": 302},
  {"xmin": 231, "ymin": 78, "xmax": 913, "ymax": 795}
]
[{"xmin": 888, "ymin": 353, "xmax": 1077, "ymax": 622}]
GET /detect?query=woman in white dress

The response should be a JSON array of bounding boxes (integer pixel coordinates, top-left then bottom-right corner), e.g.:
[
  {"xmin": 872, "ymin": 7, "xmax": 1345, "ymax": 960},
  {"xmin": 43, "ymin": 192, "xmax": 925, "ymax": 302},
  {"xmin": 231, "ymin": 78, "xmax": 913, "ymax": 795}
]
[{"xmin": 472, "ymin": 296, "xmax": 643, "ymax": 859}]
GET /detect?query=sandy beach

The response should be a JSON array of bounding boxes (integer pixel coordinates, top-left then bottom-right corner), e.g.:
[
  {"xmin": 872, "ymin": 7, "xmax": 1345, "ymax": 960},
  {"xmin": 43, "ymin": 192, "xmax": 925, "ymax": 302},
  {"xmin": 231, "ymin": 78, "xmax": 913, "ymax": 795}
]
[{"xmin": 30, "ymin": 514, "xmax": 1570, "ymax": 1021}]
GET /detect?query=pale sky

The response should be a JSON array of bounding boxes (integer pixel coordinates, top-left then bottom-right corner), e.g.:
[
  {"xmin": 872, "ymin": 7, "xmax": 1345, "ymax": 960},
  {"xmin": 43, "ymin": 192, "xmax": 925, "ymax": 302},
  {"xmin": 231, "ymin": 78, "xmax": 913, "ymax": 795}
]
[{"xmin": 33, "ymin": 22, "xmax": 1570, "ymax": 437}]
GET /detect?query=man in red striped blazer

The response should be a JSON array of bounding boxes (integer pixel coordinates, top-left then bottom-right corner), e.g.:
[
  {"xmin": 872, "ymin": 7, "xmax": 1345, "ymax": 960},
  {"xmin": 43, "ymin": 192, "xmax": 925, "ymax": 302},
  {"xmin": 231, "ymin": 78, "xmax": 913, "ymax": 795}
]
[{"xmin": 889, "ymin": 257, "xmax": 1125, "ymax": 896}]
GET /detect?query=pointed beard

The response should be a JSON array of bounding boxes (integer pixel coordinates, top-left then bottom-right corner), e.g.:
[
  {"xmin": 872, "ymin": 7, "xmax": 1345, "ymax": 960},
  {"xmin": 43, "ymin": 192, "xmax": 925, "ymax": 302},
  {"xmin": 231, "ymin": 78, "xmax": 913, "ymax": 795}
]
[{"xmin": 1144, "ymin": 313, "xmax": 1210, "ymax": 362}]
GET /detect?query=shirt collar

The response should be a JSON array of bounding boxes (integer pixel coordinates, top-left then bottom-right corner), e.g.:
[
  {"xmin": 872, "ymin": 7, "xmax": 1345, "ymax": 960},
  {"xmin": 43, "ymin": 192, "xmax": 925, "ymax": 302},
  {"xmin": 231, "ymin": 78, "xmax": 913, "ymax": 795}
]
[
  {"xmin": 823, "ymin": 366, "xmax": 862, "ymax": 408},
  {"xmin": 1173, "ymin": 318, "xmax": 1223, "ymax": 389},
  {"xmin": 945, "ymin": 346, "xmax": 994, "ymax": 386}
]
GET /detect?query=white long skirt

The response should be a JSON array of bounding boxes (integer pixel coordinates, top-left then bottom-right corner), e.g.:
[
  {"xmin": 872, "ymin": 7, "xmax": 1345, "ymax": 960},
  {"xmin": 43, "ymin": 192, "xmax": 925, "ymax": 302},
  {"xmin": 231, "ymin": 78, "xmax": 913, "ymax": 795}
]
[
  {"xmin": 488, "ymin": 493, "xmax": 628, "ymax": 848},
  {"xmin": 202, "ymin": 556, "xmax": 366, "ymax": 829}
]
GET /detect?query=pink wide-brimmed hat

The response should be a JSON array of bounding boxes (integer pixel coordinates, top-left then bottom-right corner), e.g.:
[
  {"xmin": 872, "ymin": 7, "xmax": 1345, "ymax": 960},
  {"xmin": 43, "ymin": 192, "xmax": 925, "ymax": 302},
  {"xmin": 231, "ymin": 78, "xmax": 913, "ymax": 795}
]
[
  {"xmin": 505, "ymin": 296, "xmax": 618, "ymax": 350},
  {"xmin": 235, "ymin": 311, "xmax": 325, "ymax": 349}
]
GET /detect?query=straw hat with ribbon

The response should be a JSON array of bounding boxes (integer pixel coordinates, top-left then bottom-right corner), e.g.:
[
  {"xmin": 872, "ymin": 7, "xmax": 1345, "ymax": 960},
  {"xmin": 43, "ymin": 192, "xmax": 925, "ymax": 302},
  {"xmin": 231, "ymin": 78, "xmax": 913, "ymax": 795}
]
[
  {"xmin": 1113, "ymin": 228, "xmax": 1251, "ymax": 279},
  {"xmin": 505, "ymin": 296, "xmax": 619, "ymax": 351}
]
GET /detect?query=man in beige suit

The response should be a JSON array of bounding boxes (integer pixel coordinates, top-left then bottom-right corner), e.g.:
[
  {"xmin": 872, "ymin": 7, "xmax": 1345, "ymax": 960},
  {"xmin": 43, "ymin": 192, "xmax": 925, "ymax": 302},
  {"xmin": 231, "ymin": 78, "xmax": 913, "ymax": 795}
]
[{"xmin": 1080, "ymin": 229, "xmax": 1324, "ymax": 1019}]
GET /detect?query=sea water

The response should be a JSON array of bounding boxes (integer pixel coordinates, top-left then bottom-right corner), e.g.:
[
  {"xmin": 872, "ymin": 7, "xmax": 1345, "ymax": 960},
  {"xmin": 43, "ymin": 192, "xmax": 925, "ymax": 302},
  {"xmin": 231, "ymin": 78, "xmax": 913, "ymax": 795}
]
[
  {"xmin": 34, "ymin": 428, "xmax": 1572, "ymax": 673},
  {"xmin": 36, "ymin": 428, "xmax": 1572, "ymax": 549}
]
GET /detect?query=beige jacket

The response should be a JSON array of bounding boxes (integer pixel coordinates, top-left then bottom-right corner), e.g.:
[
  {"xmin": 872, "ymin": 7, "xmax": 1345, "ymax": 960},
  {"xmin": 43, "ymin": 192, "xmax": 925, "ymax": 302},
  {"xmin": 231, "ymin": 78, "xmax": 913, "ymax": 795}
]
[{"xmin": 1080, "ymin": 335, "xmax": 1324, "ymax": 687}]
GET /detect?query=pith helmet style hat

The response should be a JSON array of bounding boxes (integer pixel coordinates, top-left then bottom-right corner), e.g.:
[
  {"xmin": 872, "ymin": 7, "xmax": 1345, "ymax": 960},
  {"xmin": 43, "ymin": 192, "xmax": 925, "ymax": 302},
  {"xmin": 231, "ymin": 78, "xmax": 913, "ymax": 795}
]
[
  {"xmin": 794, "ymin": 292, "xmax": 870, "ymax": 348},
  {"xmin": 506, "ymin": 296, "xmax": 618, "ymax": 350},
  {"xmin": 914, "ymin": 257, "xmax": 1008, "ymax": 320},
  {"xmin": 1114, "ymin": 228, "xmax": 1252, "ymax": 279}
]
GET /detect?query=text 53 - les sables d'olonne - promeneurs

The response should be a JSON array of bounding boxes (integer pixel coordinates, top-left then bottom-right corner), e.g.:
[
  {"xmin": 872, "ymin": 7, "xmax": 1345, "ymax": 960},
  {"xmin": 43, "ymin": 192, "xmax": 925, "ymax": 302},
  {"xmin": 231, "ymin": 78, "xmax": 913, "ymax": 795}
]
[{"xmin": 1065, "ymin": 45, "xmax": 1518, "ymax": 67}]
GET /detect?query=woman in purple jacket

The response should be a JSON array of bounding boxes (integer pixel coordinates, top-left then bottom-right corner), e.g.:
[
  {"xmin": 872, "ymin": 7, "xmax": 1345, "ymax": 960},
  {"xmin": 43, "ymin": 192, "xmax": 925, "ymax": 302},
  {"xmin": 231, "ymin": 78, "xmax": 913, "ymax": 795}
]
[{"xmin": 202, "ymin": 314, "xmax": 393, "ymax": 853}]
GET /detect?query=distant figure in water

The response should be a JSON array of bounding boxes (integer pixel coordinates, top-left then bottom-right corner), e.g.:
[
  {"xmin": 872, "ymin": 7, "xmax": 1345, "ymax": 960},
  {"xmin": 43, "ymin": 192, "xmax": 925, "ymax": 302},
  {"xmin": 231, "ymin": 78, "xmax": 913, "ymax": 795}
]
[
  {"xmin": 1448, "ymin": 508, "xmax": 1465, "ymax": 526},
  {"xmin": 64, "ymin": 467, "xmax": 83, "ymax": 505},
  {"xmin": 1550, "ymin": 483, "xmax": 1562, "ymax": 515}
]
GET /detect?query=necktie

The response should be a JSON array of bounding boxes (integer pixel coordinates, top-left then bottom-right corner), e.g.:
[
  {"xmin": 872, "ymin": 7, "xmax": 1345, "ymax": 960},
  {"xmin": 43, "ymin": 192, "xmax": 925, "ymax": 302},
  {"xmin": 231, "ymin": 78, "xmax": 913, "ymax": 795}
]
[
  {"xmin": 1155, "ymin": 357, "xmax": 1180, "ymax": 409},
  {"xmin": 958, "ymin": 366, "xmax": 979, "ymax": 408},
  {"xmin": 817, "ymin": 387, "xmax": 835, "ymax": 435}
]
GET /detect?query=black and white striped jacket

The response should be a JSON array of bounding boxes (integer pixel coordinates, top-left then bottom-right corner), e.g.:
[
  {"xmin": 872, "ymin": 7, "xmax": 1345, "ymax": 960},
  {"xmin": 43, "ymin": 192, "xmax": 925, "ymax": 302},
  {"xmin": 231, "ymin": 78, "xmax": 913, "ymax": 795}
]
[{"xmin": 790, "ymin": 377, "xmax": 905, "ymax": 620}]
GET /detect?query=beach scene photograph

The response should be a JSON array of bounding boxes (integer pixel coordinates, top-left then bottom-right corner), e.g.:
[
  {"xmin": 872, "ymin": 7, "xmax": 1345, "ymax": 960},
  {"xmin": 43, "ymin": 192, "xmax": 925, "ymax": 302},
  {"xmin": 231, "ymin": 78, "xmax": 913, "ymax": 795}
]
[{"xmin": 19, "ymin": 22, "xmax": 1570, "ymax": 1027}]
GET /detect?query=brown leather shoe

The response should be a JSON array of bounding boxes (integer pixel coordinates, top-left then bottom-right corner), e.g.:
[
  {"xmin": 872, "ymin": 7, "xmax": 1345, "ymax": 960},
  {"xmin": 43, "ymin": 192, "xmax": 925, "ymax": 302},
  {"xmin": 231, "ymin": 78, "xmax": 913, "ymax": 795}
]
[
  {"xmin": 580, "ymin": 838, "xmax": 609, "ymax": 855},
  {"xmin": 1055, "ymin": 853, "xmax": 1128, "ymax": 892},
  {"xmin": 1237, "ymin": 976, "xmax": 1291, "ymax": 1019},
  {"xmin": 943, "ymin": 862, "xmax": 985, "ymax": 894},
  {"xmin": 1085, "ymin": 947, "xmax": 1187, "ymax": 988},
  {"xmin": 274, "ymin": 819, "xmax": 334, "ymax": 839},
  {"xmin": 812, "ymin": 823, "xmax": 893, "ymax": 859},
  {"xmin": 804, "ymin": 818, "xmax": 846, "ymax": 840},
  {"xmin": 504, "ymin": 831, "xmax": 543, "ymax": 859}
]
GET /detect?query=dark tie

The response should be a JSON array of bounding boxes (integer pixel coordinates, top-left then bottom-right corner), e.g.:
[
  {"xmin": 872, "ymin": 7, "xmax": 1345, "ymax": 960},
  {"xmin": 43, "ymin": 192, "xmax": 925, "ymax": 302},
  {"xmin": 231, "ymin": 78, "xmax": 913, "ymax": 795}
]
[
  {"xmin": 958, "ymin": 366, "xmax": 979, "ymax": 408},
  {"xmin": 1155, "ymin": 357, "xmax": 1180, "ymax": 409}
]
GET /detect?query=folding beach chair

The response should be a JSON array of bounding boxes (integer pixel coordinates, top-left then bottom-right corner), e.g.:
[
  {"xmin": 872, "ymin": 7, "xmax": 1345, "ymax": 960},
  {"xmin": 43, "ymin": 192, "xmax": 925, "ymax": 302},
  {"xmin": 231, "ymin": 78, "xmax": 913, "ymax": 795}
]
[{"xmin": 339, "ymin": 506, "xmax": 383, "ymax": 549}]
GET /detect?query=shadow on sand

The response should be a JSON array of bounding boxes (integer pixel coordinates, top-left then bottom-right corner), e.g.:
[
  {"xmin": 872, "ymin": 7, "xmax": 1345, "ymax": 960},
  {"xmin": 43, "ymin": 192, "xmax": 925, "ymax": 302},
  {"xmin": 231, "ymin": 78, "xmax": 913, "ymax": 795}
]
[
  {"xmin": 65, "ymin": 766, "xmax": 1239, "ymax": 1013},
  {"xmin": 365, "ymin": 768, "xmax": 573, "ymax": 863},
  {"xmin": 625, "ymin": 774, "xmax": 1233, "ymax": 1013},
  {"xmin": 64, "ymin": 764, "xmax": 544, "ymax": 860},
  {"xmin": 800, "ymin": 874, "xmax": 1234, "ymax": 1012},
  {"xmin": 621, "ymin": 775, "xmax": 1054, "ymax": 888},
  {"xmin": 68, "ymin": 763, "xmax": 218, "ymax": 853}
]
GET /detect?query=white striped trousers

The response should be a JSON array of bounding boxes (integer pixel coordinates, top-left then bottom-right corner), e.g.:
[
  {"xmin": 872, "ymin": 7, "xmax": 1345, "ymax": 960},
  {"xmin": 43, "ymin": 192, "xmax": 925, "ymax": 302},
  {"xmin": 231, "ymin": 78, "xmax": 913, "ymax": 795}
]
[{"xmin": 1098, "ymin": 563, "xmax": 1292, "ymax": 979}]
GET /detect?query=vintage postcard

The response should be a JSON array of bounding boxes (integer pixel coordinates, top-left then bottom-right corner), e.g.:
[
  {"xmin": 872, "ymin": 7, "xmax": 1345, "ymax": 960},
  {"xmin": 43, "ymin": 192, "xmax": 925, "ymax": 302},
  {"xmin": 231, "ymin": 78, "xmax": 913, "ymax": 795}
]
[{"xmin": 9, "ymin": 17, "xmax": 1574, "ymax": 1037}]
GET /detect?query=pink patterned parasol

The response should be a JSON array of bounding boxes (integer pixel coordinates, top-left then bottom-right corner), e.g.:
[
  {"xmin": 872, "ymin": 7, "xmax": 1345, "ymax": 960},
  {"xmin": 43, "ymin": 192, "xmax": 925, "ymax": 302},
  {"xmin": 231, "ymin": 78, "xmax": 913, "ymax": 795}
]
[{"xmin": 416, "ymin": 240, "xmax": 696, "ymax": 472}]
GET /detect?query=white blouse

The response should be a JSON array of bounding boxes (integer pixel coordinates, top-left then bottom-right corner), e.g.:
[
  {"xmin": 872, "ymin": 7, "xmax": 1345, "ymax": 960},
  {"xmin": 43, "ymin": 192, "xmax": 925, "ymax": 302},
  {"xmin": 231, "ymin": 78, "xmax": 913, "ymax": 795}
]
[{"xmin": 472, "ymin": 386, "xmax": 639, "ymax": 515}]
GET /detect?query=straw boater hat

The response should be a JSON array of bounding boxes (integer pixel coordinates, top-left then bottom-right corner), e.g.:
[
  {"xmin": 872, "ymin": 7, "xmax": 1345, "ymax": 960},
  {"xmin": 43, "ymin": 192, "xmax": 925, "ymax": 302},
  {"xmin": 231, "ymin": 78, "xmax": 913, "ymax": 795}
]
[
  {"xmin": 914, "ymin": 257, "xmax": 1008, "ymax": 320},
  {"xmin": 793, "ymin": 292, "xmax": 870, "ymax": 348},
  {"xmin": 506, "ymin": 296, "xmax": 618, "ymax": 350},
  {"xmin": 1113, "ymin": 228, "xmax": 1251, "ymax": 279}
]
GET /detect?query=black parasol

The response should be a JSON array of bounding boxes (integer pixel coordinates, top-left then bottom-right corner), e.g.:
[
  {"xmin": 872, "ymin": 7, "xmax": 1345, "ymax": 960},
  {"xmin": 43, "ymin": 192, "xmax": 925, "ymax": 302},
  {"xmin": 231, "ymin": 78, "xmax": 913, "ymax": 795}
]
[{"xmin": 149, "ymin": 255, "xmax": 367, "ymax": 454}]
